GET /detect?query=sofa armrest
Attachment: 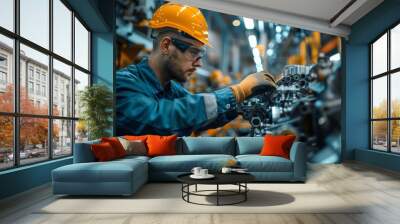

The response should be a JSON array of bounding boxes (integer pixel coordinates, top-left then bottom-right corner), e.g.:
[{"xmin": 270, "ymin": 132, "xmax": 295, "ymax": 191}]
[
  {"xmin": 289, "ymin": 141, "xmax": 307, "ymax": 181},
  {"xmin": 73, "ymin": 140, "xmax": 100, "ymax": 163}
]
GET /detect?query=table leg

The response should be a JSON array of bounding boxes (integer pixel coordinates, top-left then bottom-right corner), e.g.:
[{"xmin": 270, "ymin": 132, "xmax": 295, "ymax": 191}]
[
  {"xmin": 217, "ymin": 184, "xmax": 219, "ymax": 206},
  {"xmin": 195, "ymin": 184, "xmax": 197, "ymax": 192},
  {"xmin": 245, "ymin": 183, "xmax": 247, "ymax": 201}
]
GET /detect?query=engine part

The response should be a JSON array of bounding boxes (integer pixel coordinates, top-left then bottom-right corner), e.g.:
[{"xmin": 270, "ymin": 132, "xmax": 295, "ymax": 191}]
[{"xmin": 238, "ymin": 55, "xmax": 341, "ymax": 161}]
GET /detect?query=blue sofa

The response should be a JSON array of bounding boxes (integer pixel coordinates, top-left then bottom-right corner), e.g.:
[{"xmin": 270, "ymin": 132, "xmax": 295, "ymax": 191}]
[{"xmin": 52, "ymin": 137, "xmax": 306, "ymax": 196}]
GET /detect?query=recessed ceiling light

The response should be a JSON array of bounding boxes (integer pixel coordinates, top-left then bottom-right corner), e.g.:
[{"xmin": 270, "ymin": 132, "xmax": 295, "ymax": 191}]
[{"xmin": 232, "ymin": 19, "xmax": 241, "ymax": 27}]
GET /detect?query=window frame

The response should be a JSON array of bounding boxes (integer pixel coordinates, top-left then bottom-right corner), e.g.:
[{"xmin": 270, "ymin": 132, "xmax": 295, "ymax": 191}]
[
  {"xmin": 0, "ymin": 0, "xmax": 92, "ymax": 171},
  {"xmin": 370, "ymin": 20, "xmax": 400, "ymax": 154}
]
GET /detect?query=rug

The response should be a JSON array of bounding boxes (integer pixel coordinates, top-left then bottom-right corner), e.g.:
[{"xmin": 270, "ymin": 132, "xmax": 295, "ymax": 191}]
[{"xmin": 37, "ymin": 183, "xmax": 362, "ymax": 214}]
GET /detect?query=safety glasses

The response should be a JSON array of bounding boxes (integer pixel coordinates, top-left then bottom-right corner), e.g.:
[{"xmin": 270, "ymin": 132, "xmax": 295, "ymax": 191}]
[{"xmin": 171, "ymin": 37, "xmax": 206, "ymax": 61}]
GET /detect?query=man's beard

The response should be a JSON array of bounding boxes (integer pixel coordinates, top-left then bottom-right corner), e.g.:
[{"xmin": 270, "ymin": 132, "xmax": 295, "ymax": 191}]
[{"xmin": 163, "ymin": 53, "xmax": 188, "ymax": 83}]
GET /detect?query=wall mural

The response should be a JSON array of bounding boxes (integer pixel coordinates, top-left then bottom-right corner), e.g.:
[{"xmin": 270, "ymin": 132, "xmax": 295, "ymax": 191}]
[{"xmin": 115, "ymin": 0, "xmax": 342, "ymax": 163}]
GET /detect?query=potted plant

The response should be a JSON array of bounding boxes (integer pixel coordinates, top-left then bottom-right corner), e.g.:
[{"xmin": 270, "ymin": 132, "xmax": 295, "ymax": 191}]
[{"xmin": 79, "ymin": 84, "xmax": 113, "ymax": 140}]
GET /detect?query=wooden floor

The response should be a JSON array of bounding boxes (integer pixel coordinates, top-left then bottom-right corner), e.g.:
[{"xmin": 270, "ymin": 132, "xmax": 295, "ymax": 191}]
[{"xmin": 1, "ymin": 161, "xmax": 400, "ymax": 224}]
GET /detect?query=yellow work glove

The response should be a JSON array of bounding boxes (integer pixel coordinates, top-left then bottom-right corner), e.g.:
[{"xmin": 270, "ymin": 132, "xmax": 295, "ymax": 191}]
[{"xmin": 230, "ymin": 71, "xmax": 277, "ymax": 102}]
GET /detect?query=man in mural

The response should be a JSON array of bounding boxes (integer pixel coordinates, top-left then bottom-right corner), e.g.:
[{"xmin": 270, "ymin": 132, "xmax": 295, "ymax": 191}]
[{"xmin": 116, "ymin": 3, "xmax": 277, "ymax": 136}]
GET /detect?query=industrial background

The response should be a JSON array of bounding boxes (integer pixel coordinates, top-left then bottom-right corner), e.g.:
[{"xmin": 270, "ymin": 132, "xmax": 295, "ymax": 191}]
[{"xmin": 115, "ymin": 0, "xmax": 342, "ymax": 163}]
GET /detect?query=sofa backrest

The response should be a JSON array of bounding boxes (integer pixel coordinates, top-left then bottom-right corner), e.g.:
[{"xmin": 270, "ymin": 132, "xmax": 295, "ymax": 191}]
[
  {"xmin": 178, "ymin": 137, "xmax": 235, "ymax": 155},
  {"xmin": 235, "ymin": 137, "xmax": 264, "ymax": 155},
  {"xmin": 73, "ymin": 139, "xmax": 101, "ymax": 163},
  {"xmin": 73, "ymin": 136, "xmax": 265, "ymax": 162}
]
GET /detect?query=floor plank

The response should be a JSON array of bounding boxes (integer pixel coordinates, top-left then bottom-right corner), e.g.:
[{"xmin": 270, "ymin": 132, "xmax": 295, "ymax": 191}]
[{"xmin": 1, "ymin": 161, "xmax": 400, "ymax": 224}]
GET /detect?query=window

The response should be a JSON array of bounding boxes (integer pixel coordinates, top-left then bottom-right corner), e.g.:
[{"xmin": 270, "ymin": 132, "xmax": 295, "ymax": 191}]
[
  {"xmin": 0, "ymin": 0, "xmax": 91, "ymax": 170},
  {"xmin": 42, "ymin": 85, "xmax": 46, "ymax": 97},
  {"xmin": 28, "ymin": 81, "xmax": 34, "ymax": 94},
  {"xmin": 370, "ymin": 22, "xmax": 400, "ymax": 154},
  {"xmin": 36, "ymin": 83, "xmax": 40, "ymax": 95},
  {"xmin": 35, "ymin": 70, "xmax": 41, "ymax": 81},
  {"xmin": 0, "ymin": 0, "xmax": 14, "ymax": 32},
  {"xmin": 0, "ymin": 55, "xmax": 7, "ymax": 67},
  {"xmin": 0, "ymin": 54, "xmax": 8, "ymax": 86},
  {"xmin": 75, "ymin": 17, "xmax": 90, "ymax": 70},
  {"xmin": 0, "ymin": 34, "xmax": 13, "ymax": 113},
  {"xmin": 28, "ymin": 67, "xmax": 34, "ymax": 80},
  {"xmin": 0, "ymin": 71, "xmax": 6, "ymax": 85}
]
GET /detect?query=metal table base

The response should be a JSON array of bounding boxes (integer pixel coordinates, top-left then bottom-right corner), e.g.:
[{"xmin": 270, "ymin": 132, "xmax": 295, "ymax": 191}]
[{"xmin": 181, "ymin": 183, "xmax": 249, "ymax": 206}]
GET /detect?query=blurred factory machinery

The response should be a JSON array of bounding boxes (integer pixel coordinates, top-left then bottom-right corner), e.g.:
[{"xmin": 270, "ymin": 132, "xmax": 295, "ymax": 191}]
[
  {"xmin": 115, "ymin": 0, "xmax": 343, "ymax": 163},
  {"xmin": 239, "ymin": 54, "xmax": 341, "ymax": 163}
]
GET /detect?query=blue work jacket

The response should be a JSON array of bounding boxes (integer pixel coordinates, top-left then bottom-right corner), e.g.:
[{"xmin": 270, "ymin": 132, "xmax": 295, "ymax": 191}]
[{"xmin": 116, "ymin": 58, "xmax": 238, "ymax": 136}]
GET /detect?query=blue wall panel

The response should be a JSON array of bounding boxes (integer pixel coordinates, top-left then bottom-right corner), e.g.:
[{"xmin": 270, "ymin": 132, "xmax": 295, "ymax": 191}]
[
  {"xmin": 345, "ymin": 0, "xmax": 400, "ymax": 171},
  {"xmin": 0, "ymin": 158, "xmax": 72, "ymax": 199}
]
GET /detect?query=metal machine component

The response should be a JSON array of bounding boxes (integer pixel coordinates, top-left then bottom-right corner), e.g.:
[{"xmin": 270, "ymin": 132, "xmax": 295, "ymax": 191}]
[{"xmin": 238, "ymin": 55, "xmax": 341, "ymax": 162}]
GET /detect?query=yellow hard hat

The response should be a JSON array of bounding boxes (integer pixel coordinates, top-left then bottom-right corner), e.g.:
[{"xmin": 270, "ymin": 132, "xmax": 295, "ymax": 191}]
[{"xmin": 149, "ymin": 3, "xmax": 210, "ymax": 46}]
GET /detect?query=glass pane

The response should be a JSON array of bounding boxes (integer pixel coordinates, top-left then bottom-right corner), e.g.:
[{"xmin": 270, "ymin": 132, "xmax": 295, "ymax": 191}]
[
  {"xmin": 391, "ymin": 24, "xmax": 400, "ymax": 70},
  {"xmin": 391, "ymin": 72, "xmax": 400, "ymax": 118},
  {"xmin": 391, "ymin": 120, "xmax": 400, "ymax": 153},
  {"xmin": 53, "ymin": 119, "xmax": 72, "ymax": 157},
  {"xmin": 74, "ymin": 69, "xmax": 89, "ymax": 118},
  {"xmin": 20, "ymin": 44, "xmax": 49, "ymax": 115},
  {"xmin": 372, "ymin": 121, "xmax": 388, "ymax": 151},
  {"xmin": 75, "ymin": 120, "xmax": 88, "ymax": 143},
  {"xmin": 53, "ymin": 59, "xmax": 72, "ymax": 117},
  {"xmin": 53, "ymin": 0, "xmax": 72, "ymax": 60},
  {"xmin": 74, "ymin": 17, "xmax": 89, "ymax": 70},
  {"xmin": 372, "ymin": 76, "xmax": 387, "ymax": 119},
  {"xmin": 0, "ymin": 0, "xmax": 14, "ymax": 31},
  {"xmin": 20, "ymin": 117, "xmax": 49, "ymax": 165},
  {"xmin": 0, "ymin": 34, "xmax": 14, "ymax": 112},
  {"xmin": 0, "ymin": 116, "xmax": 14, "ymax": 170},
  {"xmin": 372, "ymin": 33, "xmax": 387, "ymax": 76},
  {"xmin": 20, "ymin": 0, "xmax": 49, "ymax": 49}
]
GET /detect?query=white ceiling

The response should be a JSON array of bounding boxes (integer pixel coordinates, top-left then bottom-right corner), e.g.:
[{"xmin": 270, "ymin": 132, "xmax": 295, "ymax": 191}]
[{"xmin": 172, "ymin": 0, "xmax": 384, "ymax": 37}]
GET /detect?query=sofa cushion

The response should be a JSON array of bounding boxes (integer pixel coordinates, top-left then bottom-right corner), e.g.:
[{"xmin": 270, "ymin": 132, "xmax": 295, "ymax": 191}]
[
  {"xmin": 149, "ymin": 154, "xmax": 235, "ymax": 172},
  {"xmin": 91, "ymin": 142, "xmax": 118, "ymax": 161},
  {"xmin": 179, "ymin": 137, "xmax": 235, "ymax": 155},
  {"xmin": 236, "ymin": 155, "xmax": 293, "ymax": 172},
  {"xmin": 147, "ymin": 135, "xmax": 177, "ymax": 157},
  {"xmin": 101, "ymin": 137, "xmax": 127, "ymax": 158},
  {"xmin": 260, "ymin": 135, "xmax": 296, "ymax": 159},
  {"xmin": 118, "ymin": 137, "xmax": 147, "ymax": 156},
  {"xmin": 53, "ymin": 159, "xmax": 147, "ymax": 183},
  {"xmin": 236, "ymin": 137, "xmax": 263, "ymax": 155}
]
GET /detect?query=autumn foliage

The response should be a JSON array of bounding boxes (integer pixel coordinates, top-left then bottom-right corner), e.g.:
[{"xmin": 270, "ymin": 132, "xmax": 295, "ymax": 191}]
[
  {"xmin": 0, "ymin": 84, "xmax": 59, "ymax": 151},
  {"xmin": 372, "ymin": 99, "xmax": 400, "ymax": 142}
]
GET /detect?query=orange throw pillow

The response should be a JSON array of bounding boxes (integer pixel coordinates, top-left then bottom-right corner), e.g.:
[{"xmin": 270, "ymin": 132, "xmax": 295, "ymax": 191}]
[
  {"xmin": 101, "ymin": 137, "xmax": 126, "ymax": 158},
  {"xmin": 146, "ymin": 135, "xmax": 177, "ymax": 157},
  {"xmin": 91, "ymin": 142, "xmax": 117, "ymax": 161},
  {"xmin": 124, "ymin": 135, "xmax": 148, "ymax": 142},
  {"xmin": 260, "ymin": 135, "xmax": 296, "ymax": 159}
]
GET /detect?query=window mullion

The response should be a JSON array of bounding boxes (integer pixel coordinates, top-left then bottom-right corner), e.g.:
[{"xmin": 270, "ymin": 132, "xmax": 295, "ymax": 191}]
[
  {"xmin": 388, "ymin": 29, "xmax": 391, "ymax": 152},
  {"xmin": 72, "ymin": 10, "xmax": 76, "ymax": 155},
  {"xmin": 13, "ymin": 0, "xmax": 20, "ymax": 167},
  {"xmin": 48, "ymin": 0, "xmax": 53, "ymax": 160}
]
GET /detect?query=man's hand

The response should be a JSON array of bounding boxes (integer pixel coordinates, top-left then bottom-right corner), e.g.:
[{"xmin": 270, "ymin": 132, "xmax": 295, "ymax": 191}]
[{"xmin": 230, "ymin": 71, "xmax": 277, "ymax": 102}]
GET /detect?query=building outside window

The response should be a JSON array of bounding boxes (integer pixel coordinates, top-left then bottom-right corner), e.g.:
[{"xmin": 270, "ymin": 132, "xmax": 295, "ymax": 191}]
[
  {"xmin": 370, "ymin": 23, "xmax": 400, "ymax": 154},
  {"xmin": 0, "ymin": 0, "xmax": 91, "ymax": 170}
]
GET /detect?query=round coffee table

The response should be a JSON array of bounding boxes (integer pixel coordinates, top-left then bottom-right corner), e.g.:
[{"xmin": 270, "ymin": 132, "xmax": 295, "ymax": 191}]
[{"xmin": 177, "ymin": 172, "xmax": 255, "ymax": 206}]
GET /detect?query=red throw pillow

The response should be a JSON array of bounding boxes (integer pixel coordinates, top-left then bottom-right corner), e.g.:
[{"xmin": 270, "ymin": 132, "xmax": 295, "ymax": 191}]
[
  {"xmin": 146, "ymin": 135, "xmax": 177, "ymax": 157},
  {"xmin": 91, "ymin": 142, "xmax": 117, "ymax": 161},
  {"xmin": 101, "ymin": 137, "xmax": 126, "ymax": 158},
  {"xmin": 260, "ymin": 135, "xmax": 296, "ymax": 159}
]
